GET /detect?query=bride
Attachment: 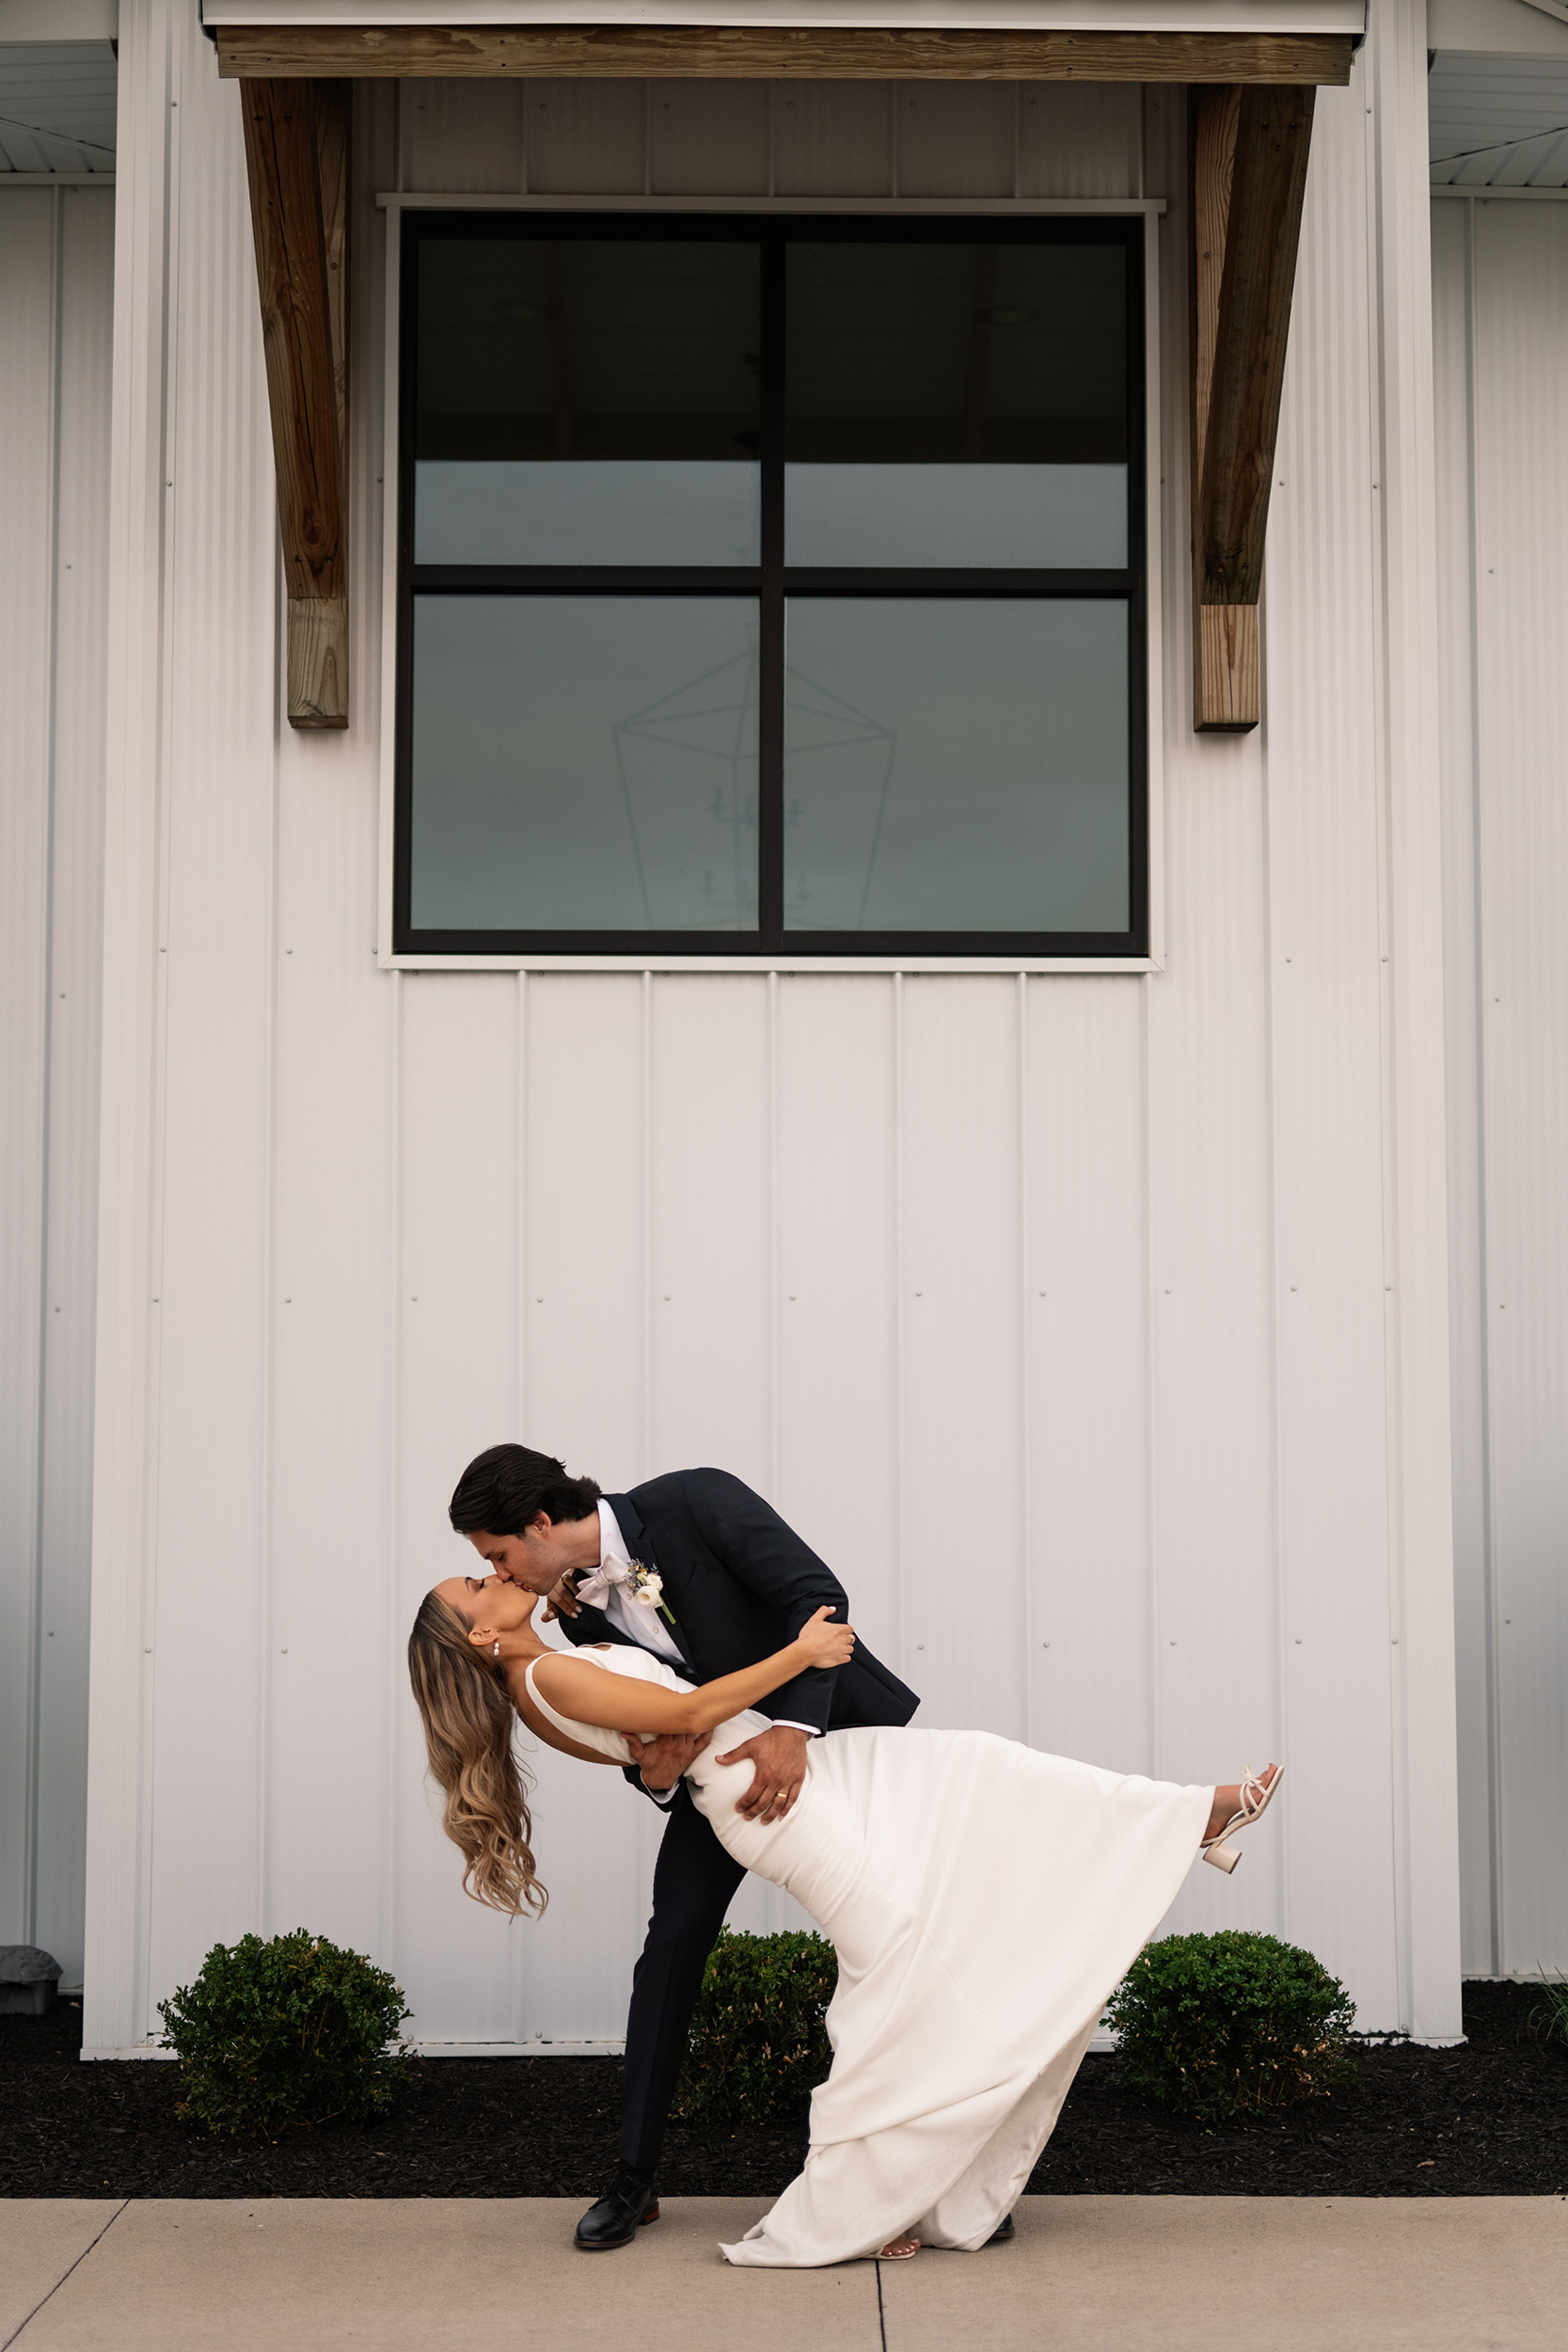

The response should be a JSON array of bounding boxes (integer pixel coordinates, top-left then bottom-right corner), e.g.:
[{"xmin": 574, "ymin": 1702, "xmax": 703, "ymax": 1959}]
[{"xmin": 408, "ymin": 1573, "xmax": 1280, "ymax": 2268}]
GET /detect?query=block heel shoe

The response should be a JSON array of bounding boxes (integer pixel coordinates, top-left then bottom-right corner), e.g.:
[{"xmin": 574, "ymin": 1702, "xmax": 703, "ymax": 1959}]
[{"xmin": 1201, "ymin": 1764, "xmax": 1282, "ymax": 1873}]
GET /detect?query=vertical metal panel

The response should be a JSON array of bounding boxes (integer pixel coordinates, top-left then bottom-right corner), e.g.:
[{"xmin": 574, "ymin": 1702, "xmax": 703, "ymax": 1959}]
[
  {"xmin": 35, "ymin": 185, "xmax": 114, "ymax": 1992},
  {"xmin": 773, "ymin": 82, "xmax": 894, "ymax": 198},
  {"xmin": 264, "ymin": 730, "xmax": 400, "ymax": 1963},
  {"xmin": 1430, "ymin": 195, "xmax": 1496, "ymax": 1977},
  {"xmin": 1140, "ymin": 79, "xmax": 1280, "ymax": 1951},
  {"xmin": 84, "ymin": 0, "xmax": 188, "ymax": 2058},
  {"xmin": 899, "ymin": 977, "xmax": 1027, "ymax": 1739},
  {"xmin": 1019, "ymin": 85, "xmax": 1142, "ymax": 199},
  {"xmin": 1469, "ymin": 199, "xmax": 1568, "ymax": 1976},
  {"xmin": 141, "ymin": 45, "xmax": 277, "ymax": 2029},
  {"xmin": 519, "ymin": 971, "xmax": 660, "ymax": 2036},
  {"xmin": 0, "ymin": 181, "xmax": 113, "ymax": 1994},
  {"xmin": 524, "ymin": 80, "xmax": 646, "ymax": 197},
  {"xmin": 392, "ymin": 974, "xmax": 522, "ymax": 2041},
  {"xmin": 1365, "ymin": 0, "xmax": 1465, "ymax": 2045},
  {"xmin": 1262, "ymin": 83, "xmax": 1399, "ymax": 2015},
  {"xmin": 773, "ymin": 977, "xmax": 900, "ymax": 1667},
  {"xmin": 648, "ymin": 977, "xmax": 772, "ymax": 1485},
  {"xmin": 649, "ymin": 80, "xmax": 770, "ymax": 198},
  {"xmin": 895, "ymin": 82, "xmax": 1016, "ymax": 199},
  {"xmin": 1022, "ymin": 977, "xmax": 1151, "ymax": 1775},
  {"xmin": 399, "ymin": 78, "xmax": 527, "ymax": 195},
  {"xmin": 0, "ymin": 185, "xmax": 56, "ymax": 1963}
]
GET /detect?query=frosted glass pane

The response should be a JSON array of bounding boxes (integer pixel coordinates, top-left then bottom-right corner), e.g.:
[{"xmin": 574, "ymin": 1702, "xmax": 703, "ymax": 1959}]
[
  {"xmin": 785, "ymin": 463, "xmax": 1125, "ymax": 567},
  {"xmin": 784, "ymin": 598, "xmax": 1129, "ymax": 933},
  {"xmin": 410, "ymin": 596, "xmax": 758, "ymax": 933},
  {"xmin": 417, "ymin": 459, "xmax": 761, "ymax": 566}
]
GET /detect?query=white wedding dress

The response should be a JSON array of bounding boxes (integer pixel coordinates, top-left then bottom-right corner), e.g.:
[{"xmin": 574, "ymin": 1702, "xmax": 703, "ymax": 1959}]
[{"xmin": 525, "ymin": 1645, "xmax": 1212, "ymax": 2269}]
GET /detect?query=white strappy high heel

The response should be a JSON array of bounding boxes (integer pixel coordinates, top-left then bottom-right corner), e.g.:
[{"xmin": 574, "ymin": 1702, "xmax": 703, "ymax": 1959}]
[{"xmin": 1201, "ymin": 1764, "xmax": 1283, "ymax": 1873}]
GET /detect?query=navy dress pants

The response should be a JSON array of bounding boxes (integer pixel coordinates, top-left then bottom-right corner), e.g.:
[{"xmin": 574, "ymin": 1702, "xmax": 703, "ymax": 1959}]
[{"xmin": 620, "ymin": 1794, "xmax": 746, "ymax": 2172}]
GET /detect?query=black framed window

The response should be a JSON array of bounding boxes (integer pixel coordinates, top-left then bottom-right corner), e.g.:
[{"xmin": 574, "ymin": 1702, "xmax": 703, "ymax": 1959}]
[{"xmin": 395, "ymin": 213, "xmax": 1146, "ymax": 958}]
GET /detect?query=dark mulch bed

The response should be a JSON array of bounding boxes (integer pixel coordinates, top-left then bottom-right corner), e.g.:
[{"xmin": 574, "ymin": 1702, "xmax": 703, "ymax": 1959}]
[{"xmin": 4, "ymin": 1982, "xmax": 1562, "ymax": 2201}]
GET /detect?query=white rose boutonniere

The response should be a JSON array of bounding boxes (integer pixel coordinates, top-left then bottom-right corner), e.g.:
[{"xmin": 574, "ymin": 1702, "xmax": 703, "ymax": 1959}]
[{"xmin": 628, "ymin": 1559, "xmax": 677, "ymax": 1629}]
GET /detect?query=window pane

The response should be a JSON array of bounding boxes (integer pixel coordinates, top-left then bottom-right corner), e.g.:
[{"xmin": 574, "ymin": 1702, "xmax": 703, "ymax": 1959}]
[
  {"xmin": 784, "ymin": 241, "xmax": 1127, "ymax": 567},
  {"xmin": 784, "ymin": 464, "xmax": 1124, "ymax": 569},
  {"xmin": 783, "ymin": 599, "xmax": 1129, "ymax": 933},
  {"xmin": 417, "ymin": 459, "xmax": 759, "ymax": 567},
  {"xmin": 410, "ymin": 596, "xmax": 759, "ymax": 933},
  {"xmin": 414, "ymin": 237, "xmax": 761, "ymax": 565}
]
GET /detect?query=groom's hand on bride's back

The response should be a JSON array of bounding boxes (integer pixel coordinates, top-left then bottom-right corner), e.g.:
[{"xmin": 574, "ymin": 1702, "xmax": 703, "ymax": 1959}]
[{"xmin": 716, "ymin": 1724, "xmax": 812, "ymax": 1824}]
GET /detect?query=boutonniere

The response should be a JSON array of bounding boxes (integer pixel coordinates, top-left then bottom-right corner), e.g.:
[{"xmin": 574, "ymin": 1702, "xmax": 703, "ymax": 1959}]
[{"xmin": 627, "ymin": 1558, "xmax": 678, "ymax": 1629}]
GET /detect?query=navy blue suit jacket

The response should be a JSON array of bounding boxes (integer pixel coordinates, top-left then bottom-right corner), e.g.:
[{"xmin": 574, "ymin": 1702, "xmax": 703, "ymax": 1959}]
[{"xmin": 559, "ymin": 1470, "xmax": 918, "ymax": 1799}]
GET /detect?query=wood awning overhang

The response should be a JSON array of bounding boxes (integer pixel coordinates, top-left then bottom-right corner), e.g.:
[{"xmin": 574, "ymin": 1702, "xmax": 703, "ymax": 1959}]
[
  {"xmin": 216, "ymin": 24, "xmax": 1354, "ymax": 82},
  {"xmin": 224, "ymin": 9, "xmax": 1344, "ymax": 731}
]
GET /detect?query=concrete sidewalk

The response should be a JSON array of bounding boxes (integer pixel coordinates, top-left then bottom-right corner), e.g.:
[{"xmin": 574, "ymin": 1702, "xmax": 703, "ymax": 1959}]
[{"xmin": 4, "ymin": 2197, "xmax": 1565, "ymax": 2351}]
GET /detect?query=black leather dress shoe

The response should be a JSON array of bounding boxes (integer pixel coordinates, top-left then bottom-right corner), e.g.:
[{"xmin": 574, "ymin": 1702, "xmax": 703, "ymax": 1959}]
[
  {"xmin": 985, "ymin": 2211, "xmax": 1016, "ymax": 2246},
  {"xmin": 574, "ymin": 2165, "xmax": 660, "ymax": 2250}
]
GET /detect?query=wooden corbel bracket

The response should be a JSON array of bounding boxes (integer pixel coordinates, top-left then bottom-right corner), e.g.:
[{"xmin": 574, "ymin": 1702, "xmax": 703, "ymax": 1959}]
[
  {"xmin": 1190, "ymin": 83, "xmax": 1314, "ymax": 732},
  {"xmin": 241, "ymin": 78, "xmax": 350, "ymax": 729}
]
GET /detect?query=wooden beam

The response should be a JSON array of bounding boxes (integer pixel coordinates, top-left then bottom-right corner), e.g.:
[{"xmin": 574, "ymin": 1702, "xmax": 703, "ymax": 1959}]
[
  {"xmin": 217, "ymin": 24, "xmax": 1356, "ymax": 85},
  {"xmin": 1190, "ymin": 85, "xmax": 1256, "ymax": 731},
  {"xmin": 1190, "ymin": 82, "xmax": 1313, "ymax": 732},
  {"xmin": 241, "ymin": 78, "xmax": 351, "ymax": 729}
]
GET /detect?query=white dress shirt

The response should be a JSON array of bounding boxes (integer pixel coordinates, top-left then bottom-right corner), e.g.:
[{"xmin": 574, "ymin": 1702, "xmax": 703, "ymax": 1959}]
[
  {"xmin": 591, "ymin": 1502, "xmax": 818, "ymax": 1788},
  {"xmin": 595, "ymin": 1500, "xmax": 684, "ymax": 1662}
]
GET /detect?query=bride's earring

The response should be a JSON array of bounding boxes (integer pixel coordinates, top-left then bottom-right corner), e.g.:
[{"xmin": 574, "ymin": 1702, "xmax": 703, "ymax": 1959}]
[{"xmin": 492, "ymin": 1641, "xmax": 500, "ymax": 1658}]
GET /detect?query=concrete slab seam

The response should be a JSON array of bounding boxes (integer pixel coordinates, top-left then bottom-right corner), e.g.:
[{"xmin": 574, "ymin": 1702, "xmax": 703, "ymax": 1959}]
[{"xmin": 1, "ymin": 2203, "xmax": 129, "ymax": 2352}]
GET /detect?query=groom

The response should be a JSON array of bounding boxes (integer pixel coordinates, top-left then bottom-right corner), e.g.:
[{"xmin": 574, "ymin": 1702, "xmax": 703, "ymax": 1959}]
[{"xmin": 448, "ymin": 1443, "xmax": 919, "ymax": 2250}]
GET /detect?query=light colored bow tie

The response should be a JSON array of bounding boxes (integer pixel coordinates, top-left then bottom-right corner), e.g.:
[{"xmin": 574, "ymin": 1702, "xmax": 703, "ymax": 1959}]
[{"xmin": 574, "ymin": 1559, "xmax": 632, "ymax": 1609}]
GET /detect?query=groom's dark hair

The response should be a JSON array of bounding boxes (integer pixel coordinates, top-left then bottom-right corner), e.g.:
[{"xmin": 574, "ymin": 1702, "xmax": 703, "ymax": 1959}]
[{"xmin": 449, "ymin": 1443, "xmax": 602, "ymax": 1537}]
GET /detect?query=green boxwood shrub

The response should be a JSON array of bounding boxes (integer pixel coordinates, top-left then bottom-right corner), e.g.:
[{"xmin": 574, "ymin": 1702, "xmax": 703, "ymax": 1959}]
[
  {"xmin": 674, "ymin": 1929, "xmax": 837, "ymax": 2123},
  {"xmin": 1105, "ymin": 1930, "xmax": 1357, "ymax": 2124},
  {"xmin": 158, "ymin": 1930, "xmax": 411, "ymax": 2137}
]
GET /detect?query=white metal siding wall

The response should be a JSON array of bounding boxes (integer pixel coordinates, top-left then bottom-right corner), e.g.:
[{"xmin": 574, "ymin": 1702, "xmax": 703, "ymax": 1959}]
[
  {"xmin": 84, "ymin": 0, "xmax": 1461, "ymax": 2054},
  {"xmin": 0, "ymin": 181, "xmax": 113, "ymax": 1990},
  {"xmin": 1433, "ymin": 192, "xmax": 1568, "ymax": 1979}
]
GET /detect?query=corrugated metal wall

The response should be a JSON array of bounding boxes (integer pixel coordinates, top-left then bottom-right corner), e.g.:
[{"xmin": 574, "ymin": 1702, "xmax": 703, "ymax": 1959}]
[
  {"xmin": 0, "ymin": 180, "xmax": 113, "ymax": 1991},
  {"xmin": 82, "ymin": 0, "xmax": 1464, "ymax": 2055},
  {"xmin": 1433, "ymin": 192, "xmax": 1568, "ymax": 1979}
]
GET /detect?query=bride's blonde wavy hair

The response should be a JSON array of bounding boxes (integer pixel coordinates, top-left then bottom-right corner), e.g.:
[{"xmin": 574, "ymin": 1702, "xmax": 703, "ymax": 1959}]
[{"xmin": 406, "ymin": 1592, "xmax": 546, "ymax": 1917}]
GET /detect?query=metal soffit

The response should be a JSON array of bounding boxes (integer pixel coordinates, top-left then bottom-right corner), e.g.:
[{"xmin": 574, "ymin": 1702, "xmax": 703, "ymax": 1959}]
[
  {"xmin": 1431, "ymin": 49, "xmax": 1568, "ymax": 184},
  {"xmin": 0, "ymin": 40, "xmax": 116, "ymax": 175}
]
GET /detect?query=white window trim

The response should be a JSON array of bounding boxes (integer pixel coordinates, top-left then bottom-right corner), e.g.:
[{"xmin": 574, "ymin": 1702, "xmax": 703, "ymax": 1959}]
[{"xmin": 375, "ymin": 192, "xmax": 1166, "ymax": 974}]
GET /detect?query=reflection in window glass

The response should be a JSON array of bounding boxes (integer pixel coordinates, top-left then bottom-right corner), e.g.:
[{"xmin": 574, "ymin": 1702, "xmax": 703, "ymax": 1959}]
[
  {"xmin": 415, "ymin": 238, "xmax": 761, "ymax": 565},
  {"xmin": 784, "ymin": 242, "xmax": 1126, "ymax": 566},
  {"xmin": 783, "ymin": 600, "xmax": 1129, "ymax": 933},
  {"xmin": 410, "ymin": 596, "xmax": 759, "ymax": 932}
]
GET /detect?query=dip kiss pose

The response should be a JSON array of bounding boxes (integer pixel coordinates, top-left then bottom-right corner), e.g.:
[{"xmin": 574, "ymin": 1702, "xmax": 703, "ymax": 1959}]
[{"xmin": 407, "ymin": 1459, "xmax": 1280, "ymax": 2270}]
